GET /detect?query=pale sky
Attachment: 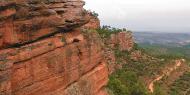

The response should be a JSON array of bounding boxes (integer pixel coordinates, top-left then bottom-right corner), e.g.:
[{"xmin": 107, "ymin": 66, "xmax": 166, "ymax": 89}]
[{"xmin": 84, "ymin": 0, "xmax": 190, "ymax": 32}]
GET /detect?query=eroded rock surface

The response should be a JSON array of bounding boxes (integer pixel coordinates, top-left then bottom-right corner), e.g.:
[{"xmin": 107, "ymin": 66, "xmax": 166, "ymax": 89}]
[
  {"xmin": 108, "ymin": 32, "xmax": 134, "ymax": 51},
  {"xmin": 0, "ymin": 0, "xmax": 91, "ymax": 49},
  {"xmin": 0, "ymin": 29, "xmax": 108, "ymax": 95},
  {"xmin": 105, "ymin": 31, "xmax": 135, "ymax": 74},
  {"xmin": 0, "ymin": 0, "xmax": 108, "ymax": 95}
]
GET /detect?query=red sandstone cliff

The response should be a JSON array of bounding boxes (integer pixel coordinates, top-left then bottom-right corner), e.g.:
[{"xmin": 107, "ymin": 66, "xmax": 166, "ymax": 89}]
[
  {"xmin": 105, "ymin": 31, "xmax": 135, "ymax": 74},
  {"xmin": 0, "ymin": 0, "xmax": 94, "ymax": 49},
  {"xmin": 108, "ymin": 32, "xmax": 134, "ymax": 51},
  {"xmin": 0, "ymin": 0, "xmax": 135, "ymax": 95},
  {"xmin": 0, "ymin": 0, "xmax": 106, "ymax": 95}
]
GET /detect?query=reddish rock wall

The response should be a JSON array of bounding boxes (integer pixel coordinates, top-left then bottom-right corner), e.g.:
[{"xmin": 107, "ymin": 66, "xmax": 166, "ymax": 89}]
[
  {"xmin": 105, "ymin": 32, "xmax": 135, "ymax": 74},
  {"xmin": 82, "ymin": 15, "xmax": 100, "ymax": 29},
  {"xmin": 108, "ymin": 32, "xmax": 134, "ymax": 51},
  {"xmin": 0, "ymin": 29, "xmax": 108, "ymax": 95},
  {"xmin": 0, "ymin": 0, "xmax": 108, "ymax": 95},
  {"xmin": 0, "ymin": 0, "xmax": 91, "ymax": 49}
]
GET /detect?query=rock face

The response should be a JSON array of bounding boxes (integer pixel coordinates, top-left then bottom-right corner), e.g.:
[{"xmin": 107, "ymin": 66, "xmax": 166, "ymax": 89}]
[
  {"xmin": 0, "ymin": 30, "xmax": 109, "ymax": 95},
  {"xmin": 0, "ymin": 0, "xmax": 108, "ymax": 95},
  {"xmin": 105, "ymin": 32, "xmax": 135, "ymax": 74},
  {"xmin": 108, "ymin": 32, "xmax": 134, "ymax": 51},
  {"xmin": 0, "ymin": 0, "xmax": 136, "ymax": 95},
  {"xmin": 0, "ymin": 0, "xmax": 91, "ymax": 49},
  {"xmin": 82, "ymin": 14, "xmax": 100, "ymax": 29}
]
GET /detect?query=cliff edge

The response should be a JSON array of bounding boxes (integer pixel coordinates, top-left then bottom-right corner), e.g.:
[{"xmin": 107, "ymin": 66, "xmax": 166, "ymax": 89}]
[
  {"xmin": 0, "ymin": 0, "xmax": 108, "ymax": 95},
  {"xmin": 0, "ymin": 0, "xmax": 135, "ymax": 95}
]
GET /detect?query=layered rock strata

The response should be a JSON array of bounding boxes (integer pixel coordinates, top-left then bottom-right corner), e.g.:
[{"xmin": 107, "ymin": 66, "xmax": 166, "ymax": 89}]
[{"xmin": 0, "ymin": 0, "xmax": 107, "ymax": 95}]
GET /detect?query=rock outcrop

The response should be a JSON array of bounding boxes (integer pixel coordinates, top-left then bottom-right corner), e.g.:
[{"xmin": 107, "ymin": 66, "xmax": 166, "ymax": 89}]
[
  {"xmin": 0, "ymin": 0, "xmax": 136, "ymax": 95},
  {"xmin": 0, "ymin": 0, "xmax": 91, "ymax": 49},
  {"xmin": 82, "ymin": 14, "xmax": 100, "ymax": 29},
  {"xmin": 0, "ymin": 0, "xmax": 108, "ymax": 95},
  {"xmin": 108, "ymin": 32, "xmax": 134, "ymax": 51},
  {"xmin": 105, "ymin": 31, "xmax": 135, "ymax": 74}
]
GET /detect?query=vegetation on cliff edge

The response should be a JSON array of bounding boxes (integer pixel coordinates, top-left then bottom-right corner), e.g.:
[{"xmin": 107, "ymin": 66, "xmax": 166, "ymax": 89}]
[{"xmin": 95, "ymin": 27, "xmax": 190, "ymax": 95}]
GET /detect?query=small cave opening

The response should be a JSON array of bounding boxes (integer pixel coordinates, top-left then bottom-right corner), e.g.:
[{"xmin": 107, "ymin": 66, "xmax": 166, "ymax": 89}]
[
  {"xmin": 73, "ymin": 39, "xmax": 80, "ymax": 43},
  {"xmin": 56, "ymin": 11, "xmax": 65, "ymax": 15}
]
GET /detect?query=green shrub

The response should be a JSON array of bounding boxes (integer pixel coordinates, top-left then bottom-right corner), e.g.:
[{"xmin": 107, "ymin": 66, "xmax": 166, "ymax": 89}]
[
  {"xmin": 108, "ymin": 70, "xmax": 149, "ymax": 95},
  {"xmin": 91, "ymin": 11, "xmax": 99, "ymax": 18},
  {"xmin": 108, "ymin": 76, "xmax": 129, "ymax": 95},
  {"xmin": 152, "ymin": 83, "xmax": 167, "ymax": 95},
  {"xmin": 96, "ymin": 26, "xmax": 123, "ymax": 38},
  {"xmin": 169, "ymin": 72, "xmax": 190, "ymax": 95}
]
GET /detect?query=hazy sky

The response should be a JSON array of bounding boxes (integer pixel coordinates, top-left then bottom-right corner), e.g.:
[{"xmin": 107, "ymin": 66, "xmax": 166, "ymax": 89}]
[{"xmin": 84, "ymin": 0, "xmax": 190, "ymax": 32}]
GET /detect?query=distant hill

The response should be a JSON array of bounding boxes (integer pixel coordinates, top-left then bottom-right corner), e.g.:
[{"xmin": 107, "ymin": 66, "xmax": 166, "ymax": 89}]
[{"xmin": 133, "ymin": 32, "xmax": 190, "ymax": 47}]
